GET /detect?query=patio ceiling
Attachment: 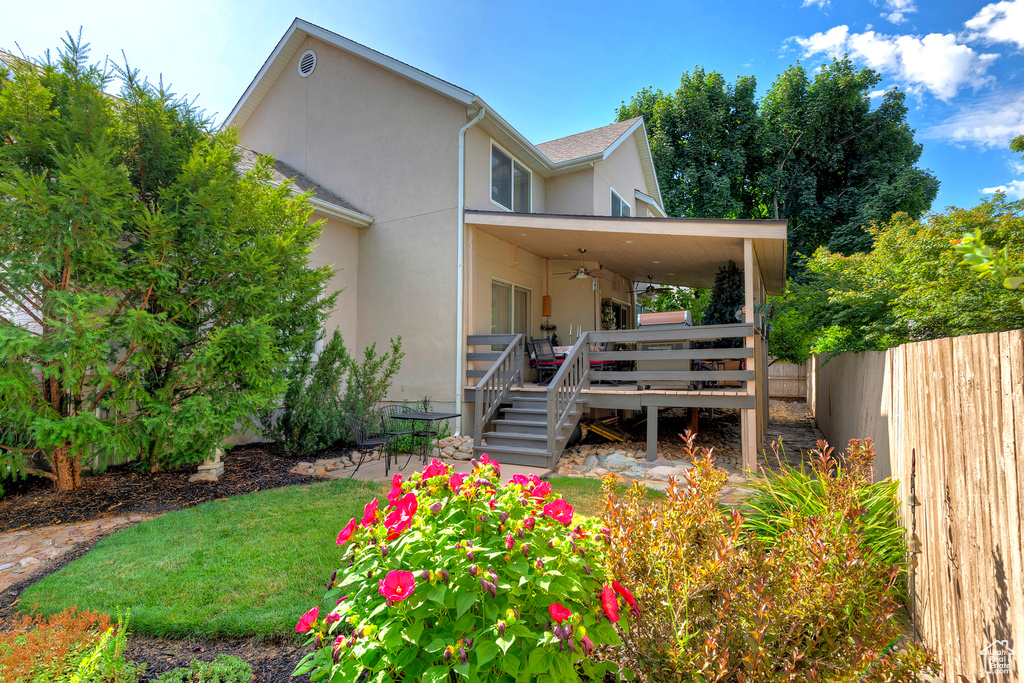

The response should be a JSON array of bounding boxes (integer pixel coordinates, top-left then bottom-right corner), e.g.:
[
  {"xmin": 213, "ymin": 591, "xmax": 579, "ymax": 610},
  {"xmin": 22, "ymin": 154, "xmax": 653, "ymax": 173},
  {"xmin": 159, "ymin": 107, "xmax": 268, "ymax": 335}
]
[{"xmin": 465, "ymin": 210, "xmax": 788, "ymax": 294}]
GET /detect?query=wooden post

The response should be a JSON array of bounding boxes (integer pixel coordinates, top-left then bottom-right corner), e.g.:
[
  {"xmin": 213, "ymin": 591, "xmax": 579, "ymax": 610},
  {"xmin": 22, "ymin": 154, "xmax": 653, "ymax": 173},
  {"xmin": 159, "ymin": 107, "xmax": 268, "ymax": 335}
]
[
  {"xmin": 689, "ymin": 407, "xmax": 698, "ymax": 435},
  {"xmin": 741, "ymin": 239, "xmax": 757, "ymax": 473},
  {"xmin": 646, "ymin": 405, "xmax": 658, "ymax": 461}
]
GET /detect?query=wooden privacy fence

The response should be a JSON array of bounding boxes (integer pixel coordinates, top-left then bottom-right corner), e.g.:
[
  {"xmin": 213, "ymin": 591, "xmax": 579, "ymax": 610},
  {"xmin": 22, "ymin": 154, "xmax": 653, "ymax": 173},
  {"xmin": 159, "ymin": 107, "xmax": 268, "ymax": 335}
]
[
  {"xmin": 810, "ymin": 330, "xmax": 1023, "ymax": 681},
  {"xmin": 767, "ymin": 358, "xmax": 807, "ymax": 399}
]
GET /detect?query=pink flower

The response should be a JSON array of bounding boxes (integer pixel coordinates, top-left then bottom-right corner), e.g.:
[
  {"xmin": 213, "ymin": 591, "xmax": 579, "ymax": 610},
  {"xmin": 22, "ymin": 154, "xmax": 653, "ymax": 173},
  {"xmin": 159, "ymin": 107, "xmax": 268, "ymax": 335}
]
[
  {"xmin": 509, "ymin": 474, "xmax": 531, "ymax": 487},
  {"xmin": 542, "ymin": 499, "xmax": 574, "ymax": 526},
  {"xmin": 336, "ymin": 518, "xmax": 358, "ymax": 545},
  {"xmin": 601, "ymin": 585, "xmax": 620, "ymax": 622},
  {"xmin": 378, "ymin": 570, "xmax": 416, "ymax": 601},
  {"xmin": 448, "ymin": 472, "xmax": 469, "ymax": 492},
  {"xmin": 295, "ymin": 606, "xmax": 318, "ymax": 633},
  {"xmin": 384, "ymin": 491, "xmax": 418, "ymax": 540},
  {"xmin": 548, "ymin": 603, "xmax": 571, "ymax": 624},
  {"xmin": 613, "ymin": 580, "xmax": 636, "ymax": 606},
  {"xmin": 422, "ymin": 458, "xmax": 448, "ymax": 479},
  {"xmin": 325, "ymin": 612, "xmax": 341, "ymax": 624},
  {"xmin": 478, "ymin": 453, "xmax": 501, "ymax": 475},
  {"xmin": 530, "ymin": 480, "xmax": 552, "ymax": 500},
  {"xmin": 361, "ymin": 498, "xmax": 379, "ymax": 528},
  {"xmin": 387, "ymin": 474, "xmax": 403, "ymax": 507},
  {"xmin": 505, "ymin": 533, "xmax": 514, "ymax": 550}
]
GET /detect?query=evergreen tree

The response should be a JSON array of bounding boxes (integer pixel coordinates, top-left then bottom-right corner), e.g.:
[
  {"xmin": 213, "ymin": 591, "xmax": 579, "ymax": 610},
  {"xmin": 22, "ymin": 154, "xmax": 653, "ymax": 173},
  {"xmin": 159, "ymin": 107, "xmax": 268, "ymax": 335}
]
[{"xmin": 0, "ymin": 34, "xmax": 334, "ymax": 491}]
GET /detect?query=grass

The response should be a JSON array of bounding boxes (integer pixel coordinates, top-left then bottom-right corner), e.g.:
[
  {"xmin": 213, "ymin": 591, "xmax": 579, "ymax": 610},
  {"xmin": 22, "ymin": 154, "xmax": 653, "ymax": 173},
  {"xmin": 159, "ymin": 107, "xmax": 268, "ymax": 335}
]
[{"xmin": 20, "ymin": 475, "xmax": 663, "ymax": 639}]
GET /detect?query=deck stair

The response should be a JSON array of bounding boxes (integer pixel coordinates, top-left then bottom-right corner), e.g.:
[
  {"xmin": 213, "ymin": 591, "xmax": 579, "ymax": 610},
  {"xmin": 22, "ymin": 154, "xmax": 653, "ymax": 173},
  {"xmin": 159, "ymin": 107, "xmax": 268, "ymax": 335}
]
[{"xmin": 473, "ymin": 392, "xmax": 586, "ymax": 468}]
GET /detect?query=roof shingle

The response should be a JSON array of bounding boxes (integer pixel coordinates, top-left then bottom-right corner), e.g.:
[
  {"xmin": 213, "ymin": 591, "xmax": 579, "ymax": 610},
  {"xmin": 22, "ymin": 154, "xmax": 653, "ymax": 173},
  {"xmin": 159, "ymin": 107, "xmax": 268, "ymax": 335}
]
[
  {"xmin": 236, "ymin": 147, "xmax": 367, "ymax": 217},
  {"xmin": 535, "ymin": 117, "xmax": 642, "ymax": 164}
]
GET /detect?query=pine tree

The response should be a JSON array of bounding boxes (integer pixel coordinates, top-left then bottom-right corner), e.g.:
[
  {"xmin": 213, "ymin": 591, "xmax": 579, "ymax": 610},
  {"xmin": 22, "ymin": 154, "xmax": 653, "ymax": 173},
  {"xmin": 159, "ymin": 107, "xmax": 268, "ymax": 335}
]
[{"xmin": 0, "ymin": 34, "xmax": 334, "ymax": 491}]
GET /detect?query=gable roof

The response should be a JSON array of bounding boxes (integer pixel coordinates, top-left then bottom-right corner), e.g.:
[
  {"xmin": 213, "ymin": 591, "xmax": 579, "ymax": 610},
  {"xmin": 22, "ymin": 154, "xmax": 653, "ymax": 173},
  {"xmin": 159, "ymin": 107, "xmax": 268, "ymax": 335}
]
[
  {"xmin": 225, "ymin": 18, "xmax": 663, "ymax": 210},
  {"xmin": 536, "ymin": 117, "xmax": 642, "ymax": 163},
  {"xmin": 237, "ymin": 147, "xmax": 372, "ymax": 227}
]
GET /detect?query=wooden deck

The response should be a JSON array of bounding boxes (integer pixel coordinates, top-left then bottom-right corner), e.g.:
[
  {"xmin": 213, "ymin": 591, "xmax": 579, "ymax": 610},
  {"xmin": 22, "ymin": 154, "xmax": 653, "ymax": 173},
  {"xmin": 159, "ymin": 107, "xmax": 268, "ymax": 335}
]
[{"xmin": 488, "ymin": 382, "xmax": 754, "ymax": 410}]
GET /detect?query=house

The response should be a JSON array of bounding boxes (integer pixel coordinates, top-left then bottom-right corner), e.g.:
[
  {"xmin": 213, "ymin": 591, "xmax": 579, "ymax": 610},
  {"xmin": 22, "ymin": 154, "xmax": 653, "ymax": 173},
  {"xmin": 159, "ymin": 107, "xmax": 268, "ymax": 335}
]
[{"xmin": 226, "ymin": 18, "xmax": 788, "ymax": 471}]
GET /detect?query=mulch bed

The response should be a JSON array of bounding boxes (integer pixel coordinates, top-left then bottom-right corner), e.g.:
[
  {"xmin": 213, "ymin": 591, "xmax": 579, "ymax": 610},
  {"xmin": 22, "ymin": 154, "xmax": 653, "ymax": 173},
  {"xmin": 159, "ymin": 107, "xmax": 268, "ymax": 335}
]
[
  {"xmin": 0, "ymin": 443, "xmax": 317, "ymax": 533},
  {"xmin": 0, "ymin": 443, "xmax": 331, "ymax": 682}
]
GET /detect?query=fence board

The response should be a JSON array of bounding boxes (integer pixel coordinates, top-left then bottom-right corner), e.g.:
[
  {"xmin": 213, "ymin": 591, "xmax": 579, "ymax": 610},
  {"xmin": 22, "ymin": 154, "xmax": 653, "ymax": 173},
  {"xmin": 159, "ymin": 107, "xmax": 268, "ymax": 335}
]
[{"xmin": 812, "ymin": 332, "xmax": 1023, "ymax": 680}]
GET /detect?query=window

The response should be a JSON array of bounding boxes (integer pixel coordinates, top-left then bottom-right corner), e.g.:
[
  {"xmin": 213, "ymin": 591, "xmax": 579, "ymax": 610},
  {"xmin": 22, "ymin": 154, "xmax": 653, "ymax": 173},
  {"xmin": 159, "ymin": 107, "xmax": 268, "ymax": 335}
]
[
  {"xmin": 491, "ymin": 143, "xmax": 531, "ymax": 212},
  {"xmin": 491, "ymin": 280, "xmax": 531, "ymax": 339},
  {"xmin": 611, "ymin": 189, "xmax": 631, "ymax": 217}
]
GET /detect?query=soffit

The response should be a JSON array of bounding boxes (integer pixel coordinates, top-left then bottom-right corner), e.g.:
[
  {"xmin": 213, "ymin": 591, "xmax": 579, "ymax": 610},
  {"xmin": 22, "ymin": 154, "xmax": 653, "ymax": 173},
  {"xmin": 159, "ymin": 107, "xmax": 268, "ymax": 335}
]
[{"xmin": 466, "ymin": 211, "xmax": 787, "ymax": 294}]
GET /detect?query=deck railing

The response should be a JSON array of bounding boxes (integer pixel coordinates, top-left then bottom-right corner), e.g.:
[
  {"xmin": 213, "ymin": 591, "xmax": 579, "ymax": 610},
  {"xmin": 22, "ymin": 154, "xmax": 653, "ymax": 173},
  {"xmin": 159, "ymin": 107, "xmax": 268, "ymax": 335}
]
[
  {"xmin": 545, "ymin": 333, "xmax": 590, "ymax": 463},
  {"xmin": 589, "ymin": 324, "xmax": 754, "ymax": 386},
  {"xmin": 467, "ymin": 334, "xmax": 525, "ymax": 449}
]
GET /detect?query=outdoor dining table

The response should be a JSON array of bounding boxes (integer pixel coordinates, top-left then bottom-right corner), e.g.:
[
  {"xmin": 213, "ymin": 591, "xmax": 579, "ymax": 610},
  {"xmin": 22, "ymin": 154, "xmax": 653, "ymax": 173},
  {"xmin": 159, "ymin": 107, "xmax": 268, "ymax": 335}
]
[{"xmin": 395, "ymin": 411, "xmax": 461, "ymax": 464}]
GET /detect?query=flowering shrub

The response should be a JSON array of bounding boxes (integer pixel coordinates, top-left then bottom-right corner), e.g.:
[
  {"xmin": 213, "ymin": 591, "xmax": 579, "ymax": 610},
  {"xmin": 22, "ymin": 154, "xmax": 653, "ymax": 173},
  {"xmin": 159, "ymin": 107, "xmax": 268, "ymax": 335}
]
[
  {"xmin": 293, "ymin": 455, "xmax": 630, "ymax": 682},
  {"xmin": 602, "ymin": 432, "xmax": 937, "ymax": 682}
]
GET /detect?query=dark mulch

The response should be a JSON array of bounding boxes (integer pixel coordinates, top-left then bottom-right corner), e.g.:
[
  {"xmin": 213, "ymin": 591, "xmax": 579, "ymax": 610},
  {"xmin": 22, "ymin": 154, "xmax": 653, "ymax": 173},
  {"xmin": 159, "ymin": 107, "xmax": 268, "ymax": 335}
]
[
  {"xmin": 0, "ymin": 443, "xmax": 327, "ymax": 682},
  {"xmin": 0, "ymin": 443, "xmax": 317, "ymax": 533}
]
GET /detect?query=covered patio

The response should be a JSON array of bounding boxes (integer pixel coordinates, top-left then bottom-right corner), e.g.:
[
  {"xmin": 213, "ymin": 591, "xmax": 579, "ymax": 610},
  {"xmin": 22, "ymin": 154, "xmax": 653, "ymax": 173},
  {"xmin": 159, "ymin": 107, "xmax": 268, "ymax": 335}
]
[{"xmin": 462, "ymin": 210, "xmax": 788, "ymax": 472}]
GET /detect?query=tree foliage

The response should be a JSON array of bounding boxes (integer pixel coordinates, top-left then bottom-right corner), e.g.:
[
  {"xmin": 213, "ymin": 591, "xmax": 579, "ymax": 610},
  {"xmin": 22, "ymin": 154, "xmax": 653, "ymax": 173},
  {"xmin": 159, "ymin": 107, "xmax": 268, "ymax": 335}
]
[
  {"xmin": 618, "ymin": 59, "xmax": 939, "ymax": 262},
  {"xmin": 769, "ymin": 196, "xmax": 1024, "ymax": 363},
  {"xmin": 0, "ymin": 35, "xmax": 334, "ymax": 490}
]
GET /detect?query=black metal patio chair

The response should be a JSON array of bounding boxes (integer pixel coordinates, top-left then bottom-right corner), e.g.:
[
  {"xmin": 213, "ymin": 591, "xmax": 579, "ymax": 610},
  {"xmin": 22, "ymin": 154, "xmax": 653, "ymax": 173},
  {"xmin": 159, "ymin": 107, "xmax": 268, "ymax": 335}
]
[
  {"xmin": 379, "ymin": 405, "xmax": 421, "ymax": 474},
  {"xmin": 532, "ymin": 338, "xmax": 563, "ymax": 385},
  {"xmin": 344, "ymin": 413, "xmax": 391, "ymax": 477}
]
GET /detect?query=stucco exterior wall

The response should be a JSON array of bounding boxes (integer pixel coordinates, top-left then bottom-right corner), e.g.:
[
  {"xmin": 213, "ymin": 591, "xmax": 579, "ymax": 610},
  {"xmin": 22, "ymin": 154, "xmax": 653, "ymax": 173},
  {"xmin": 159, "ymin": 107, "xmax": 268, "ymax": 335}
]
[
  {"xmin": 237, "ymin": 34, "xmax": 471, "ymax": 406},
  {"xmin": 592, "ymin": 133, "xmax": 648, "ymax": 216},
  {"xmin": 463, "ymin": 126, "xmax": 546, "ymax": 214},
  {"xmin": 469, "ymin": 229, "xmax": 544, "ymax": 337},
  {"xmin": 308, "ymin": 216, "xmax": 360, "ymax": 346},
  {"xmin": 545, "ymin": 169, "xmax": 595, "ymax": 216}
]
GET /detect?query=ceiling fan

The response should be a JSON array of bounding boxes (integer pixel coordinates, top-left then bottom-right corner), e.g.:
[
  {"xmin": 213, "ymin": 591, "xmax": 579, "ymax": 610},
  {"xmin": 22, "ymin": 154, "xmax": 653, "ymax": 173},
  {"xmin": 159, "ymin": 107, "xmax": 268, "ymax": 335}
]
[
  {"xmin": 552, "ymin": 248, "xmax": 609, "ymax": 280},
  {"xmin": 634, "ymin": 275, "xmax": 672, "ymax": 300}
]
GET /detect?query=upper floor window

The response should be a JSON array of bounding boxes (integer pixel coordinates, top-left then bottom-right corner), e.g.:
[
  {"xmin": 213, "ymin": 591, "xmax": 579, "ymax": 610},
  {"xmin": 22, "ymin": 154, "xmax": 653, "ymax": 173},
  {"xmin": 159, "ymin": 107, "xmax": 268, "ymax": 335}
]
[
  {"xmin": 611, "ymin": 189, "xmax": 631, "ymax": 217},
  {"xmin": 491, "ymin": 143, "xmax": 531, "ymax": 212}
]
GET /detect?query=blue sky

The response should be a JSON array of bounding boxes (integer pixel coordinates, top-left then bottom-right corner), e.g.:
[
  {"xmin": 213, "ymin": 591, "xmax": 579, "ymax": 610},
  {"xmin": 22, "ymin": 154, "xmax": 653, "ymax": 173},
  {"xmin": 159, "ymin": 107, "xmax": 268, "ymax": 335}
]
[{"xmin": 3, "ymin": 0, "xmax": 1023, "ymax": 212}]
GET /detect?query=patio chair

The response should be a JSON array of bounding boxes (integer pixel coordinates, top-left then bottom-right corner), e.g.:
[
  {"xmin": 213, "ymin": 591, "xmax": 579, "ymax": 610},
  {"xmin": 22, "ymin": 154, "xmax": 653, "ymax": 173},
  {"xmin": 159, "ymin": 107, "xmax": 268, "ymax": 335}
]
[
  {"xmin": 532, "ymin": 338, "xmax": 563, "ymax": 385},
  {"xmin": 344, "ymin": 413, "xmax": 391, "ymax": 477},
  {"xmin": 589, "ymin": 342, "xmax": 618, "ymax": 384},
  {"xmin": 379, "ymin": 405, "xmax": 419, "ymax": 474}
]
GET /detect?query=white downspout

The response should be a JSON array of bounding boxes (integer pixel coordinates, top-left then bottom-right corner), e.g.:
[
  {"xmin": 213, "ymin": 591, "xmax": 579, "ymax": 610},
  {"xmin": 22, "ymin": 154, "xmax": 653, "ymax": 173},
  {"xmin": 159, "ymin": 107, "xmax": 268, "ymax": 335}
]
[{"xmin": 455, "ymin": 105, "xmax": 486, "ymax": 435}]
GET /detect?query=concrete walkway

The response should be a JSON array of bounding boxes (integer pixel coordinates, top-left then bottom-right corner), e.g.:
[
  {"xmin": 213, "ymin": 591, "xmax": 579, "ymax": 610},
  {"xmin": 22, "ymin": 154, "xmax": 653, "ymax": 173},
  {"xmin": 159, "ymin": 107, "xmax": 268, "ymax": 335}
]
[
  {"xmin": 290, "ymin": 453, "xmax": 552, "ymax": 485},
  {"xmin": 0, "ymin": 515, "xmax": 151, "ymax": 594}
]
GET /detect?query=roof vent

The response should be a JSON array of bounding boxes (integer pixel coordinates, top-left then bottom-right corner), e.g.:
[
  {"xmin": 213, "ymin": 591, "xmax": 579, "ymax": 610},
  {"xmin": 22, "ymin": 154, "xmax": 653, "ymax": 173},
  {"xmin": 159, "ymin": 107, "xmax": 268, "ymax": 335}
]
[{"xmin": 298, "ymin": 50, "xmax": 317, "ymax": 78}]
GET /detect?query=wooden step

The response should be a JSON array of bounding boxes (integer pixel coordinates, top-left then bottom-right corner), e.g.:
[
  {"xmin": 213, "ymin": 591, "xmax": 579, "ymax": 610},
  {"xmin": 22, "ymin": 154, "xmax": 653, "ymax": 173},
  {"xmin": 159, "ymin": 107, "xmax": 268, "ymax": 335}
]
[
  {"xmin": 483, "ymin": 431, "xmax": 547, "ymax": 449},
  {"xmin": 493, "ymin": 419, "xmax": 548, "ymax": 435},
  {"xmin": 471, "ymin": 444, "xmax": 550, "ymax": 468}
]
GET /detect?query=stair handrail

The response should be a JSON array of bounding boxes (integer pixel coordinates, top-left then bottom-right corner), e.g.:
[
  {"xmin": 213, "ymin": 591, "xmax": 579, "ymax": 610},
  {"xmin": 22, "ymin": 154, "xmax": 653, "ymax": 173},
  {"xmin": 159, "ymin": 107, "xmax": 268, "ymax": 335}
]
[
  {"xmin": 472, "ymin": 334, "xmax": 525, "ymax": 449},
  {"xmin": 546, "ymin": 332, "xmax": 590, "ymax": 463}
]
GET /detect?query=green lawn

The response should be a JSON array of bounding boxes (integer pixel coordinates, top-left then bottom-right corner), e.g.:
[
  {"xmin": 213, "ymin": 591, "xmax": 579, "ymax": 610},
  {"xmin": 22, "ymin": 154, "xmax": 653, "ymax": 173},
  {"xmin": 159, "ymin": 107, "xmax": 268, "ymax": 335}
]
[{"xmin": 20, "ymin": 476, "xmax": 661, "ymax": 639}]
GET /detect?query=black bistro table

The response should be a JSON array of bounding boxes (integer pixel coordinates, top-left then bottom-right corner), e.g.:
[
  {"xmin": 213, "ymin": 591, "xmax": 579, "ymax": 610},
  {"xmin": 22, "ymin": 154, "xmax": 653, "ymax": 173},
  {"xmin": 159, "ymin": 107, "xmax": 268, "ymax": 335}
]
[{"xmin": 396, "ymin": 411, "xmax": 461, "ymax": 464}]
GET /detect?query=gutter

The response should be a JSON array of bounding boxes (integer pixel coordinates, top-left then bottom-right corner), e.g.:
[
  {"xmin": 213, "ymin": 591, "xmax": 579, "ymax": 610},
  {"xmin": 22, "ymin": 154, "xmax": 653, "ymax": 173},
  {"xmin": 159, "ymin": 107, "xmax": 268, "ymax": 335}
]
[{"xmin": 455, "ymin": 105, "xmax": 486, "ymax": 435}]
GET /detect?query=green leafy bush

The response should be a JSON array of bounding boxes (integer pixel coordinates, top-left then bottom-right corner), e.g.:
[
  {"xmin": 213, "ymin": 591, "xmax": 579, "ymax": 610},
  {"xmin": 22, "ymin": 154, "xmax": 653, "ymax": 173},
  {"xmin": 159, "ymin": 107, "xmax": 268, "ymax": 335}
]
[
  {"xmin": 154, "ymin": 655, "xmax": 253, "ymax": 683},
  {"xmin": 601, "ymin": 433, "xmax": 936, "ymax": 682},
  {"xmin": 0, "ymin": 607, "xmax": 141, "ymax": 683},
  {"xmin": 293, "ymin": 456, "xmax": 632, "ymax": 682},
  {"xmin": 261, "ymin": 333, "xmax": 404, "ymax": 457},
  {"xmin": 743, "ymin": 438, "xmax": 906, "ymax": 572},
  {"xmin": 260, "ymin": 330, "xmax": 351, "ymax": 456}
]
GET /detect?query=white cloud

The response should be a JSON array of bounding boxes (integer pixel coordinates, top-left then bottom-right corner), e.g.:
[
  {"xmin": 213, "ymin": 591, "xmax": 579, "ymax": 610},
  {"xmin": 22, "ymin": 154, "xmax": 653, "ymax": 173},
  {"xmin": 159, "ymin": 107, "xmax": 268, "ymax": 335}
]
[
  {"xmin": 926, "ymin": 91, "xmax": 1024, "ymax": 147},
  {"xmin": 964, "ymin": 0, "xmax": 1024, "ymax": 49},
  {"xmin": 801, "ymin": 0, "xmax": 830, "ymax": 8},
  {"xmin": 881, "ymin": 0, "xmax": 918, "ymax": 25},
  {"xmin": 792, "ymin": 25, "xmax": 998, "ymax": 100},
  {"xmin": 981, "ymin": 179, "xmax": 1024, "ymax": 197}
]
